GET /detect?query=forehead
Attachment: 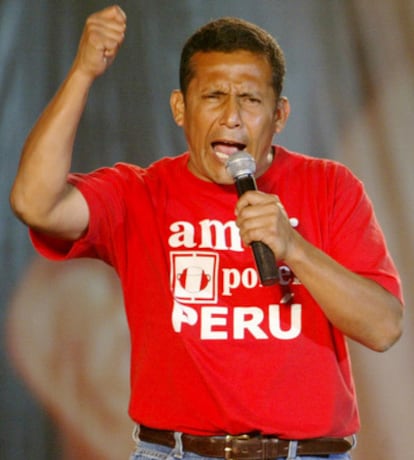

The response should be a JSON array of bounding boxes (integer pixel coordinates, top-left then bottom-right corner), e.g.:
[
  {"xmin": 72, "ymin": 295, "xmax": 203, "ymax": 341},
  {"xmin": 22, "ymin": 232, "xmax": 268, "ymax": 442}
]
[{"xmin": 189, "ymin": 50, "xmax": 273, "ymax": 88}]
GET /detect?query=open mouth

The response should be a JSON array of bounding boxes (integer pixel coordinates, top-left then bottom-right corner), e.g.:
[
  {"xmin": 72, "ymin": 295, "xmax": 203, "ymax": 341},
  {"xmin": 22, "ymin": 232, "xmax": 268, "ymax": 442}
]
[{"xmin": 211, "ymin": 141, "xmax": 246, "ymax": 162}]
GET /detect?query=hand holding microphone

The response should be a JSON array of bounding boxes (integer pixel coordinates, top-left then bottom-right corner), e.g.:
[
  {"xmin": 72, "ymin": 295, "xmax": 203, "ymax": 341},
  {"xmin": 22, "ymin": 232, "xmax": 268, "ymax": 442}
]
[{"xmin": 226, "ymin": 151, "xmax": 280, "ymax": 286}]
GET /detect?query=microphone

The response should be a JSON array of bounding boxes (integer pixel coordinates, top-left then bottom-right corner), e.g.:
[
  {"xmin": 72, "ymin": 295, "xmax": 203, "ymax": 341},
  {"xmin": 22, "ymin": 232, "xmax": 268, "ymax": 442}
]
[{"xmin": 226, "ymin": 151, "xmax": 279, "ymax": 286}]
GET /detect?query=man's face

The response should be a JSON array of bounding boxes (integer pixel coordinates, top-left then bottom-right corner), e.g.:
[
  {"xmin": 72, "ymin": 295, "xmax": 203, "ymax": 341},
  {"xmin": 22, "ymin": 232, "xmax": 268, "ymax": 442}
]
[{"xmin": 170, "ymin": 50, "xmax": 289, "ymax": 184}]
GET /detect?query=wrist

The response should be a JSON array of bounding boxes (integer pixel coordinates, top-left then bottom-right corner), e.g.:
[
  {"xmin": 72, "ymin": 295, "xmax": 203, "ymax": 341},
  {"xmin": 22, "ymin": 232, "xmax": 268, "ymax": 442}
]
[
  {"xmin": 283, "ymin": 230, "xmax": 309, "ymax": 269},
  {"xmin": 67, "ymin": 64, "xmax": 96, "ymax": 90}
]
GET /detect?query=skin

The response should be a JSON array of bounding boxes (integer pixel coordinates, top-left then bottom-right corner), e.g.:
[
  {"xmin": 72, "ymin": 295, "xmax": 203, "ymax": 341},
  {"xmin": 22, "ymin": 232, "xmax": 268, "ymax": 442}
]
[
  {"xmin": 10, "ymin": 5, "xmax": 403, "ymax": 352},
  {"xmin": 170, "ymin": 51, "xmax": 289, "ymax": 184}
]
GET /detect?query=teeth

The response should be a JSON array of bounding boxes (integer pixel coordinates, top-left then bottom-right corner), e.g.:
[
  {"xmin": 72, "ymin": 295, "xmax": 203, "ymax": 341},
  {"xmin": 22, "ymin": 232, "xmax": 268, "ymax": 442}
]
[{"xmin": 215, "ymin": 150, "xmax": 229, "ymax": 161}]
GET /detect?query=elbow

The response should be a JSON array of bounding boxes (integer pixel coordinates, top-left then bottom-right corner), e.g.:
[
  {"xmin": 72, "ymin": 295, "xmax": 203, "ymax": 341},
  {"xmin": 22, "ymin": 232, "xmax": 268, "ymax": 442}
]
[
  {"xmin": 9, "ymin": 182, "xmax": 46, "ymax": 229},
  {"xmin": 376, "ymin": 325, "xmax": 403, "ymax": 353},
  {"xmin": 9, "ymin": 184, "xmax": 28, "ymax": 224},
  {"xmin": 371, "ymin": 301, "xmax": 404, "ymax": 353},
  {"xmin": 371, "ymin": 329, "xmax": 402, "ymax": 353}
]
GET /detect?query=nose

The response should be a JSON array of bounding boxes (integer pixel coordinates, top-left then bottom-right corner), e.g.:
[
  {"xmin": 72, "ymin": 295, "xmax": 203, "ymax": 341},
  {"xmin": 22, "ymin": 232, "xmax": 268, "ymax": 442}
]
[{"xmin": 220, "ymin": 96, "xmax": 242, "ymax": 128}]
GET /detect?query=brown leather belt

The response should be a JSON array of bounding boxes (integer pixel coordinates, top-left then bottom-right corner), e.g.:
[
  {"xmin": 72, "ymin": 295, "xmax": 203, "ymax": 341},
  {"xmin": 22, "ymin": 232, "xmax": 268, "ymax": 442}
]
[{"xmin": 138, "ymin": 425, "xmax": 353, "ymax": 459}]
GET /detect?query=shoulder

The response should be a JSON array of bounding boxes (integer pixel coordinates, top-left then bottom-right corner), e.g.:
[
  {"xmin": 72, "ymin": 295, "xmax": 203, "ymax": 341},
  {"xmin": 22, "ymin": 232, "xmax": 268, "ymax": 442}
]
[
  {"xmin": 144, "ymin": 153, "xmax": 188, "ymax": 178},
  {"xmin": 114, "ymin": 153, "xmax": 188, "ymax": 182},
  {"xmin": 275, "ymin": 145, "xmax": 362, "ymax": 186},
  {"xmin": 69, "ymin": 153, "xmax": 189, "ymax": 190}
]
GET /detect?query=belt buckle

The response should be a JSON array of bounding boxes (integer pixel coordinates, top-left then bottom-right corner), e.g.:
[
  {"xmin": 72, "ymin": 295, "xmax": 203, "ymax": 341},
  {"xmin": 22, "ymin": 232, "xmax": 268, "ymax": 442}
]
[{"xmin": 224, "ymin": 434, "xmax": 251, "ymax": 460}]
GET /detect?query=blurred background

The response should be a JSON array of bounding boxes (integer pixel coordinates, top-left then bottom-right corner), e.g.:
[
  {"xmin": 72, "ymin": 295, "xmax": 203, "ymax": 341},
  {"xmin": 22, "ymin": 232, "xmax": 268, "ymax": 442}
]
[{"xmin": 1, "ymin": 0, "xmax": 413, "ymax": 459}]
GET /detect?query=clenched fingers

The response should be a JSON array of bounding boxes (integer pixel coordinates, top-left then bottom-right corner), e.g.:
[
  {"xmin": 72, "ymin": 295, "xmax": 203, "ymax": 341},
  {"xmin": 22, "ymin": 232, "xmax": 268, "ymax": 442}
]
[
  {"xmin": 74, "ymin": 5, "xmax": 127, "ymax": 79},
  {"xmin": 235, "ymin": 191, "xmax": 291, "ymax": 258}
]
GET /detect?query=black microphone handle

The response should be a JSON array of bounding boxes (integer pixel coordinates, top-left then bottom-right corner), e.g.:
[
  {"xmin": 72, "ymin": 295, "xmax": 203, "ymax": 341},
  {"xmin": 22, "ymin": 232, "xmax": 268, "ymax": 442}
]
[{"xmin": 235, "ymin": 174, "xmax": 279, "ymax": 286}]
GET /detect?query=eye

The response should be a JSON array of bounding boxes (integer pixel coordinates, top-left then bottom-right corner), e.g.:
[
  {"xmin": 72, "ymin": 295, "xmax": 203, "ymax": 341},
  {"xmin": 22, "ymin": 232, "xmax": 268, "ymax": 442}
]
[
  {"xmin": 203, "ymin": 91, "xmax": 224, "ymax": 100},
  {"xmin": 240, "ymin": 94, "xmax": 261, "ymax": 105}
]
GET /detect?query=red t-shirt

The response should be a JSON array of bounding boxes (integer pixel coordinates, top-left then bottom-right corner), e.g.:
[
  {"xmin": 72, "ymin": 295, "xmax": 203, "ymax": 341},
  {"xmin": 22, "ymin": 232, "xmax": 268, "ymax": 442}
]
[{"xmin": 30, "ymin": 146, "xmax": 403, "ymax": 439}]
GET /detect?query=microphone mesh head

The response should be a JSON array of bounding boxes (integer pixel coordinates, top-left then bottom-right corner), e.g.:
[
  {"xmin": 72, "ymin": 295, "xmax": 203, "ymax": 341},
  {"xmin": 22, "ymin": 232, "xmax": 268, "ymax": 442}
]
[{"xmin": 225, "ymin": 151, "xmax": 256, "ymax": 179}]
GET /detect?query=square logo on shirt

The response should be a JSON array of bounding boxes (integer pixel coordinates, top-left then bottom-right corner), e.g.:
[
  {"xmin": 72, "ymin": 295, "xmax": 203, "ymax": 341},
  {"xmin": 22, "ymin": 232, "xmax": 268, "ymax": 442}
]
[{"xmin": 170, "ymin": 251, "xmax": 218, "ymax": 303}]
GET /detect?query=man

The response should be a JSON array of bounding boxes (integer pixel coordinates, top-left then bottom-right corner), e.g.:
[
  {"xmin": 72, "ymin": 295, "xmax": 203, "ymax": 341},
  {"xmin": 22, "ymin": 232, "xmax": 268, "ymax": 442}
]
[{"xmin": 10, "ymin": 5, "xmax": 404, "ymax": 460}]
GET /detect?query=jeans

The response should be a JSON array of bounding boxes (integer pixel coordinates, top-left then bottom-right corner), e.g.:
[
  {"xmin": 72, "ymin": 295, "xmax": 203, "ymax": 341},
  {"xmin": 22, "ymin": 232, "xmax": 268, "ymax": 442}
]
[{"xmin": 129, "ymin": 439, "xmax": 352, "ymax": 460}]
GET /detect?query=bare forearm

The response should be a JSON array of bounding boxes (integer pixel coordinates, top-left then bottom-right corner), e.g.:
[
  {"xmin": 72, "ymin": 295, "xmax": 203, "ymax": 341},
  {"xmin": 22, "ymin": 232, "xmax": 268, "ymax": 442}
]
[
  {"xmin": 286, "ymin": 232, "xmax": 403, "ymax": 352},
  {"xmin": 235, "ymin": 191, "xmax": 403, "ymax": 351}
]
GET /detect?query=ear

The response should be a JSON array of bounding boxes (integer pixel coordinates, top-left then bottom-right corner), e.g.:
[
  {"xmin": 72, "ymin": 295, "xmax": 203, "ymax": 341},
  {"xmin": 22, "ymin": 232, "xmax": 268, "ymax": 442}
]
[
  {"xmin": 273, "ymin": 96, "xmax": 290, "ymax": 134},
  {"xmin": 170, "ymin": 90, "xmax": 185, "ymax": 127}
]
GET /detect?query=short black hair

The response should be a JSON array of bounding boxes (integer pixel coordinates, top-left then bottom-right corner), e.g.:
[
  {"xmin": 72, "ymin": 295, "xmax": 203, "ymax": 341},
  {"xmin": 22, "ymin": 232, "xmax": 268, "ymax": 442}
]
[{"xmin": 180, "ymin": 17, "xmax": 286, "ymax": 98}]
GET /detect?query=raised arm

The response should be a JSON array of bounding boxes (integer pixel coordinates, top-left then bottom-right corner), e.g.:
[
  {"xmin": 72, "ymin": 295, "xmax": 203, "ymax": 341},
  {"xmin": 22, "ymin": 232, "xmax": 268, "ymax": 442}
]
[{"xmin": 10, "ymin": 5, "xmax": 127, "ymax": 240}]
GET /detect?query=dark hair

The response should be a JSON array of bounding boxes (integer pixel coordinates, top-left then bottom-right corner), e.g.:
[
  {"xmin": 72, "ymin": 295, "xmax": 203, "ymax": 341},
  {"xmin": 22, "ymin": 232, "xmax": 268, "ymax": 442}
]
[{"xmin": 179, "ymin": 17, "xmax": 286, "ymax": 98}]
